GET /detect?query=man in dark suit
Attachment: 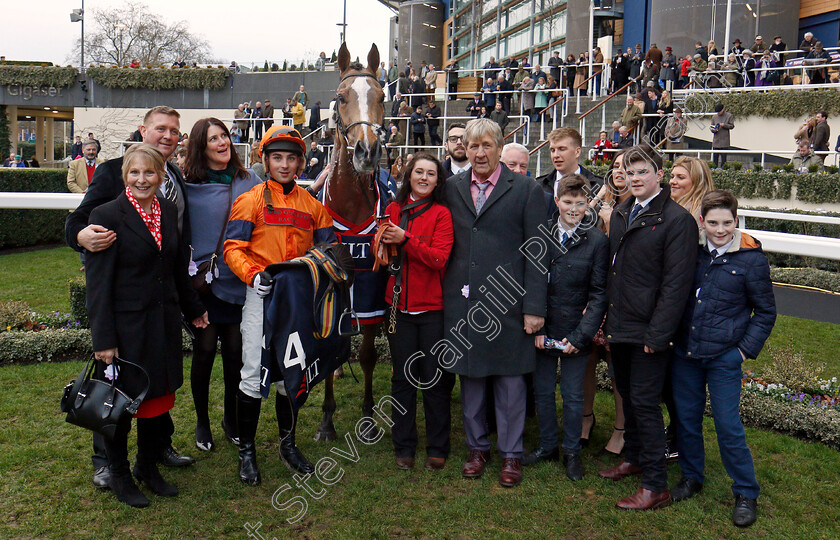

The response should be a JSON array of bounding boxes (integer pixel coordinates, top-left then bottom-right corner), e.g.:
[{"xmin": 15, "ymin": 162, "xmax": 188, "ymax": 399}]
[
  {"xmin": 443, "ymin": 118, "xmax": 547, "ymax": 489},
  {"xmin": 441, "ymin": 123, "xmax": 470, "ymax": 178},
  {"xmin": 466, "ymin": 93, "xmax": 487, "ymax": 117},
  {"xmin": 812, "ymin": 110, "xmax": 831, "ymax": 162},
  {"xmin": 536, "ymin": 127, "xmax": 603, "ymax": 220},
  {"xmin": 65, "ymin": 105, "xmax": 196, "ymax": 490}
]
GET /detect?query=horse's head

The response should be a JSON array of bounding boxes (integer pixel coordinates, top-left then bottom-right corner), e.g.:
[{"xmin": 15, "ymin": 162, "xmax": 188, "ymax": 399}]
[{"xmin": 334, "ymin": 43, "xmax": 385, "ymax": 174}]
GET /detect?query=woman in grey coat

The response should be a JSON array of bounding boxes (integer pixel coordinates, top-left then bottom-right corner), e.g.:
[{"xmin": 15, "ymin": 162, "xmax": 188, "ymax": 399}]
[{"xmin": 520, "ymin": 76, "xmax": 535, "ymax": 118}]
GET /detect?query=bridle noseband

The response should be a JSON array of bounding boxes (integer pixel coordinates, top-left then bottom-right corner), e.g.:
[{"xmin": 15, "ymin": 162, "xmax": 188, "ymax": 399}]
[{"xmin": 334, "ymin": 72, "xmax": 386, "ymax": 145}]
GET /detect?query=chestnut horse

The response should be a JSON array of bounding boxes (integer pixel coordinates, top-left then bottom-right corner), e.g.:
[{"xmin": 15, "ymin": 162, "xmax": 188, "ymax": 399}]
[{"xmin": 315, "ymin": 43, "xmax": 387, "ymax": 442}]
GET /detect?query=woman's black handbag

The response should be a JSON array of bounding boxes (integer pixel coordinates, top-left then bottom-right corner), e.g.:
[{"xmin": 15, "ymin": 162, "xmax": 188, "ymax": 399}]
[{"xmin": 60, "ymin": 356, "xmax": 150, "ymax": 440}]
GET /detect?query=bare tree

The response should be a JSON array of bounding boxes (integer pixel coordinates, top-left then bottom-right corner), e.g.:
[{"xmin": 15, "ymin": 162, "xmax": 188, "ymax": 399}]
[
  {"xmin": 67, "ymin": 1, "xmax": 213, "ymax": 67},
  {"xmin": 543, "ymin": 0, "xmax": 564, "ymax": 57}
]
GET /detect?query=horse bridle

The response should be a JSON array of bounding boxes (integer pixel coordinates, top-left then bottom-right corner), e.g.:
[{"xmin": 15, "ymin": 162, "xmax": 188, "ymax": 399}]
[
  {"xmin": 332, "ymin": 71, "xmax": 384, "ymax": 214},
  {"xmin": 333, "ymin": 72, "xmax": 386, "ymax": 144}
]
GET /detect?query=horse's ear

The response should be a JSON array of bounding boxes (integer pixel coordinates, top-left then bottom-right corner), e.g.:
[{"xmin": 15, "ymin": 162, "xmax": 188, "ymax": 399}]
[
  {"xmin": 366, "ymin": 44, "xmax": 380, "ymax": 75},
  {"xmin": 338, "ymin": 42, "xmax": 350, "ymax": 74}
]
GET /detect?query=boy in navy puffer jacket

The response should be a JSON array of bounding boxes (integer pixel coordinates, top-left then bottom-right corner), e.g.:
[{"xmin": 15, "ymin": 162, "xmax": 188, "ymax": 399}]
[{"xmin": 670, "ymin": 190, "xmax": 776, "ymax": 528}]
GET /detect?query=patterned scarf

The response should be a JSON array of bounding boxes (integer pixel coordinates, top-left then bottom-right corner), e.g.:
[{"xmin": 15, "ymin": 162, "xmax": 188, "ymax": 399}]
[{"xmin": 125, "ymin": 186, "xmax": 162, "ymax": 250}]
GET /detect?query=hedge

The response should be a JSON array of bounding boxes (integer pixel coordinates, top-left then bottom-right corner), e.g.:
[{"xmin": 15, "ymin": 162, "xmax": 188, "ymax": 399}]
[
  {"xmin": 16, "ymin": 141, "xmax": 72, "ymax": 162},
  {"xmin": 0, "ymin": 328, "xmax": 92, "ymax": 365},
  {"xmin": 0, "ymin": 169, "xmax": 69, "ymax": 249},
  {"xmin": 0, "ymin": 65, "xmax": 78, "ymax": 88},
  {"xmin": 771, "ymin": 267, "xmax": 840, "ymax": 293},
  {"xmin": 86, "ymin": 66, "xmax": 230, "ymax": 91},
  {"xmin": 684, "ymin": 88, "xmax": 840, "ymax": 119}
]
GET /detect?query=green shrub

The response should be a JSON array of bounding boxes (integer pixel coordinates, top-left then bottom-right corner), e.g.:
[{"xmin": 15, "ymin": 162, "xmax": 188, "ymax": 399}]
[
  {"xmin": 737, "ymin": 392, "xmax": 840, "ymax": 451},
  {"xmin": 783, "ymin": 163, "xmax": 795, "ymax": 172},
  {"xmin": 770, "ymin": 267, "xmax": 840, "ymax": 293},
  {"xmin": 685, "ymin": 89, "xmax": 840, "ymax": 120},
  {"xmin": 69, "ymin": 278, "xmax": 88, "ymax": 328},
  {"xmin": 827, "ymin": 165, "xmax": 839, "ymax": 174},
  {"xmin": 772, "ymin": 164, "xmax": 782, "ymax": 172},
  {"xmin": 0, "ymin": 169, "xmax": 70, "ymax": 248},
  {"xmin": 0, "ymin": 65, "xmax": 78, "ymax": 88},
  {"xmin": 0, "ymin": 301, "xmax": 33, "ymax": 331},
  {"xmin": 0, "ymin": 328, "xmax": 92, "ymax": 365},
  {"xmin": 732, "ymin": 161, "xmax": 743, "ymax": 170},
  {"xmin": 753, "ymin": 163, "xmax": 763, "ymax": 172},
  {"xmin": 86, "ymin": 66, "xmax": 229, "ymax": 91},
  {"xmin": 763, "ymin": 342, "xmax": 825, "ymax": 393}
]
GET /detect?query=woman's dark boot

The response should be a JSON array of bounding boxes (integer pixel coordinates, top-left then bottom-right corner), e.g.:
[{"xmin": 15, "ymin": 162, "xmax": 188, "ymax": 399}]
[
  {"xmin": 134, "ymin": 416, "xmax": 178, "ymax": 496},
  {"xmin": 237, "ymin": 390, "xmax": 262, "ymax": 485},
  {"xmin": 276, "ymin": 392, "xmax": 315, "ymax": 474},
  {"xmin": 104, "ymin": 417, "xmax": 149, "ymax": 508}
]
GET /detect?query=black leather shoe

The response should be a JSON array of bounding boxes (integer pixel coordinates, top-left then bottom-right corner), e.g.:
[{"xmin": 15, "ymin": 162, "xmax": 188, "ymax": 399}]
[
  {"xmin": 108, "ymin": 469, "xmax": 149, "ymax": 508},
  {"xmin": 563, "ymin": 453, "xmax": 584, "ymax": 481},
  {"xmin": 221, "ymin": 418, "xmax": 240, "ymax": 447},
  {"xmin": 195, "ymin": 424, "xmax": 214, "ymax": 452},
  {"xmin": 279, "ymin": 429, "xmax": 315, "ymax": 474},
  {"xmin": 92, "ymin": 465, "xmax": 111, "ymax": 490},
  {"xmin": 733, "ymin": 495, "xmax": 757, "ymax": 527},
  {"xmin": 133, "ymin": 463, "xmax": 178, "ymax": 497},
  {"xmin": 521, "ymin": 446, "xmax": 560, "ymax": 466},
  {"xmin": 671, "ymin": 477, "xmax": 703, "ymax": 502},
  {"xmin": 159, "ymin": 446, "xmax": 196, "ymax": 468}
]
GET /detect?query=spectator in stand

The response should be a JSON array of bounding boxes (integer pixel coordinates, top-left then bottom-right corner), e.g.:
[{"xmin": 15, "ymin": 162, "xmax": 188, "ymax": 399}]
[
  {"xmin": 129, "ymin": 58, "xmax": 141, "ymax": 69},
  {"xmin": 490, "ymin": 101, "xmax": 509, "ymax": 136},
  {"xmin": 665, "ymin": 107, "xmax": 688, "ymax": 152},
  {"xmin": 548, "ymin": 51, "xmax": 563, "ymax": 83},
  {"xmin": 398, "ymin": 72, "xmax": 411, "ymax": 97},
  {"xmin": 533, "ymin": 64, "xmax": 548, "ymax": 87},
  {"xmin": 466, "ymin": 92, "xmax": 487, "ymax": 117},
  {"xmin": 484, "ymin": 56, "xmax": 501, "ymax": 80},
  {"xmin": 795, "ymin": 116, "xmax": 817, "ymax": 143},
  {"xmin": 7, "ymin": 153, "xmax": 26, "ymax": 168},
  {"xmin": 377, "ymin": 61, "xmax": 387, "ymax": 89},
  {"xmin": 315, "ymin": 52, "xmax": 327, "ymax": 71},
  {"xmin": 234, "ymin": 104, "xmax": 249, "ymax": 142},
  {"xmin": 812, "ymin": 111, "xmax": 830, "ymax": 161},
  {"xmin": 482, "ymin": 77, "xmax": 498, "ymax": 109},
  {"xmin": 424, "ymin": 64, "xmax": 437, "ymax": 99},
  {"xmin": 755, "ymin": 52, "xmax": 779, "ymax": 86},
  {"xmin": 262, "ymin": 99, "xmax": 275, "ymax": 133},
  {"xmin": 520, "ymin": 76, "xmax": 536, "ymax": 119},
  {"xmin": 641, "ymin": 58, "xmax": 659, "ymax": 89},
  {"xmin": 387, "ymin": 124, "xmax": 406, "ymax": 171},
  {"xmin": 410, "ymin": 75, "xmax": 426, "ymax": 109},
  {"xmin": 391, "ymin": 92, "xmax": 405, "ymax": 117},
  {"xmin": 750, "ymin": 36, "xmax": 768, "ymax": 55},
  {"xmin": 769, "ymin": 36, "xmax": 787, "ymax": 65},
  {"xmin": 308, "ymin": 101, "xmax": 322, "ymax": 135},
  {"xmin": 620, "ymin": 96, "xmax": 642, "ymax": 131},
  {"xmin": 612, "ymin": 48, "xmax": 630, "ymax": 93},
  {"xmin": 722, "ymin": 54, "xmax": 740, "ymax": 87},
  {"xmin": 629, "ymin": 45, "xmax": 643, "ymax": 92},
  {"xmin": 129, "ymin": 128, "xmax": 143, "ymax": 144},
  {"xmin": 174, "ymin": 146, "xmax": 188, "ymax": 171},
  {"xmin": 3, "ymin": 151, "xmax": 15, "ymax": 166},
  {"xmin": 419, "ymin": 60, "xmax": 428, "ymax": 78},
  {"xmin": 611, "ymin": 121, "xmax": 622, "ymax": 144},
  {"xmin": 593, "ymin": 47, "xmax": 605, "ymax": 96},
  {"xmin": 689, "ymin": 54, "xmax": 708, "ymax": 85},
  {"xmin": 711, "ymin": 104, "xmax": 735, "ymax": 168},
  {"xmin": 660, "ymin": 47, "xmax": 677, "ymax": 90},
  {"xmin": 731, "ymin": 39, "xmax": 746, "ymax": 72},
  {"xmin": 497, "ymin": 73, "xmax": 513, "ymax": 113},
  {"xmin": 694, "ymin": 41, "xmax": 708, "ymax": 62},
  {"xmin": 501, "ymin": 142, "xmax": 529, "ymax": 175},
  {"xmin": 290, "ymin": 98, "xmax": 305, "ymax": 134},
  {"xmin": 574, "ymin": 53, "xmax": 588, "ymax": 96},
  {"xmin": 741, "ymin": 50, "xmax": 757, "ymax": 86},
  {"xmin": 646, "ymin": 43, "xmax": 663, "ymax": 72},
  {"xmin": 800, "ymin": 32, "xmax": 816, "ymax": 58},
  {"xmin": 387, "ymin": 61, "xmax": 399, "ymax": 100},
  {"xmin": 425, "ymin": 99, "xmax": 442, "ymax": 146},
  {"xmin": 305, "ymin": 140, "xmax": 324, "ymax": 177},
  {"xmin": 565, "ymin": 54, "xmax": 578, "ymax": 95},
  {"xmin": 71, "ymin": 135, "xmax": 84, "ymax": 159},
  {"xmin": 172, "ymin": 56, "xmax": 186, "ymax": 68},
  {"xmin": 705, "ymin": 55, "xmax": 723, "ymax": 89},
  {"xmin": 593, "ymin": 130, "xmax": 614, "ymax": 162},
  {"xmin": 642, "ymin": 88, "xmax": 662, "ymax": 143},
  {"xmin": 251, "ymin": 102, "xmax": 264, "ymax": 140},
  {"xmin": 404, "ymin": 61, "xmax": 413, "ymax": 78},
  {"xmin": 616, "ymin": 126, "xmax": 633, "ymax": 149},
  {"xmin": 678, "ymin": 55, "xmax": 692, "ymax": 89},
  {"xmin": 293, "ymin": 85, "xmax": 309, "ymax": 109},
  {"xmin": 534, "ymin": 76, "xmax": 549, "ymax": 118},
  {"xmin": 805, "ymin": 42, "xmax": 832, "ymax": 84},
  {"xmin": 707, "ymin": 40, "xmax": 719, "ymax": 58},
  {"xmin": 67, "ymin": 141, "xmax": 103, "ymax": 193},
  {"xmin": 790, "ymin": 139, "xmax": 825, "ymax": 172}
]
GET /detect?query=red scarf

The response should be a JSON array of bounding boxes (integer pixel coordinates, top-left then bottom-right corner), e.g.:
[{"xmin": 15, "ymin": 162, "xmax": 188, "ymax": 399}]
[{"xmin": 124, "ymin": 186, "xmax": 161, "ymax": 249}]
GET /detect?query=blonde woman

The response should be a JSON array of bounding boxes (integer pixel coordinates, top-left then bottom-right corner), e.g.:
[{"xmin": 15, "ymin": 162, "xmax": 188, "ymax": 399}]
[
  {"xmin": 669, "ymin": 156, "xmax": 715, "ymax": 225},
  {"xmin": 249, "ymin": 140, "xmax": 266, "ymax": 181}
]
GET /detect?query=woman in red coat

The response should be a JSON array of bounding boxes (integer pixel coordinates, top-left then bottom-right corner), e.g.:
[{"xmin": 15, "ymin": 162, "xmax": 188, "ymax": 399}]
[{"xmin": 379, "ymin": 152, "xmax": 454, "ymax": 471}]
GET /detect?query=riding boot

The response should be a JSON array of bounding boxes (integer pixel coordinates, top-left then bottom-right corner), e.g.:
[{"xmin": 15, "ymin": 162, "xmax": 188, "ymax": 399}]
[
  {"xmin": 134, "ymin": 416, "xmax": 178, "ymax": 497},
  {"xmin": 104, "ymin": 416, "xmax": 149, "ymax": 508},
  {"xmin": 276, "ymin": 392, "xmax": 315, "ymax": 474},
  {"xmin": 237, "ymin": 390, "xmax": 262, "ymax": 485}
]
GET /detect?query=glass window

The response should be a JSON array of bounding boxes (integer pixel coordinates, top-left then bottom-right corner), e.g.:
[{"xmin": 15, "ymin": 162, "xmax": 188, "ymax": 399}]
[
  {"xmin": 478, "ymin": 44, "xmax": 496, "ymax": 67},
  {"xmin": 540, "ymin": 10, "xmax": 566, "ymax": 43},
  {"xmin": 506, "ymin": 1, "xmax": 531, "ymax": 27},
  {"xmin": 480, "ymin": 17, "xmax": 498, "ymax": 42},
  {"xmin": 505, "ymin": 27, "xmax": 531, "ymax": 59},
  {"xmin": 484, "ymin": 0, "xmax": 500, "ymax": 10}
]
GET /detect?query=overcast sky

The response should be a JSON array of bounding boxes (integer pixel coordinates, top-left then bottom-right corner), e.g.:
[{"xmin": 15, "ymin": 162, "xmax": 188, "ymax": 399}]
[{"xmin": 4, "ymin": 1, "xmax": 393, "ymax": 68}]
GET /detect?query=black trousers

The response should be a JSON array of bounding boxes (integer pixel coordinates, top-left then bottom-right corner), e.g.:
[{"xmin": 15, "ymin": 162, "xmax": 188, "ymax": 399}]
[
  {"xmin": 103, "ymin": 413, "xmax": 168, "ymax": 475},
  {"xmin": 412, "ymin": 132, "xmax": 425, "ymax": 147},
  {"xmin": 387, "ymin": 310, "xmax": 455, "ymax": 458},
  {"xmin": 713, "ymin": 146, "xmax": 729, "ymax": 168},
  {"xmin": 611, "ymin": 343, "xmax": 669, "ymax": 492},
  {"xmin": 428, "ymin": 125, "xmax": 441, "ymax": 146},
  {"xmin": 93, "ymin": 410, "xmax": 174, "ymax": 468}
]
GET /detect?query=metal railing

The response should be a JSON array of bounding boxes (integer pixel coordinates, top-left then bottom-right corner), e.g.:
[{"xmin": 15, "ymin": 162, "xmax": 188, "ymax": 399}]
[{"xmin": 585, "ymin": 146, "xmax": 839, "ymax": 168}]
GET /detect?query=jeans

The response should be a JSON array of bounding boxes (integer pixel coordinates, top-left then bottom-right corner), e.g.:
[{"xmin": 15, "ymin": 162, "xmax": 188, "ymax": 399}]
[
  {"xmin": 672, "ymin": 348, "xmax": 760, "ymax": 499},
  {"xmin": 611, "ymin": 343, "xmax": 669, "ymax": 492},
  {"xmin": 533, "ymin": 351, "xmax": 588, "ymax": 454}
]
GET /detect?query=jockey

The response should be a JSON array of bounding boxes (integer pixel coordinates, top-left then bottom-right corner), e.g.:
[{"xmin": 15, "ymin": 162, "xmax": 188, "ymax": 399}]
[{"xmin": 224, "ymin": 126, "xmax": 336, "ymax": 484}]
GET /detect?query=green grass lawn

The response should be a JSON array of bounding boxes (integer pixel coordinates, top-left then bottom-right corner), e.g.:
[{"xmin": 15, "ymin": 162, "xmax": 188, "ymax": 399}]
[
  {"xmin": 1, "ymin": 246, "xmax": 840, "ymax": 537},
  {"xmin": 1, "ymin": 358, "xmax": 840, "ymax": 539}
]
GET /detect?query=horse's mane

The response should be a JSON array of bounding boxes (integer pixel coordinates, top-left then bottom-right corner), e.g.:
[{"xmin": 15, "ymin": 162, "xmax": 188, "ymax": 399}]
[{"xmin": 347, "ymin": 61, "xmax": 365, "ymax": 72}]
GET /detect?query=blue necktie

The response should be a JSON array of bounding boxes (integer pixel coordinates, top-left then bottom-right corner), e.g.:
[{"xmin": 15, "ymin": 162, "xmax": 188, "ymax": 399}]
[
  {"xmin": 475, "ymin": 182, "xmax": 490, "ymax": 213},
  {"xmin": 629, "ymin": 203, "xmax": 643, "ymax": 224},
  {"xmin": 560, "ymin": 231, "xmax": 569, "ymax": 245}
]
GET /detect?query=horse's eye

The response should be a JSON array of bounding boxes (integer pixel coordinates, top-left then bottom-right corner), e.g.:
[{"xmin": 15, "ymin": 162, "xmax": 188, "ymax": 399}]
[{"xmin": 336, "ymin": 94, "xmax": 346, "ymax": 104}]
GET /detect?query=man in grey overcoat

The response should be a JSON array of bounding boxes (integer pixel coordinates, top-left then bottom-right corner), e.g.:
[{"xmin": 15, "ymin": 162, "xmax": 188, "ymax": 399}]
[{"xmin": 442, "ymin": 118, "xmax": 548, "ymax": 488}]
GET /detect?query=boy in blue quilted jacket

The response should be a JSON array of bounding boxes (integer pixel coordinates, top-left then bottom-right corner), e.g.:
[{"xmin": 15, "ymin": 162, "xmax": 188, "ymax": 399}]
[{"xmin": 670, "ymin": 189, "xmax": 776, "ymax": 528}]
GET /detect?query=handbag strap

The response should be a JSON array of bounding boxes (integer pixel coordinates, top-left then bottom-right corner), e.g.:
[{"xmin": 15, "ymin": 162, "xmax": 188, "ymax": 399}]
[
  {"xmin": 209, "ymin": 185, "xmax": 233, "ymax": 265},
  {"xmin": 111, "ymin": 356, "xmax": 152, "ymax": 415},
  {"xmin": 390, "ymin": 197, "xmax": 433, "ymax": 307}
]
